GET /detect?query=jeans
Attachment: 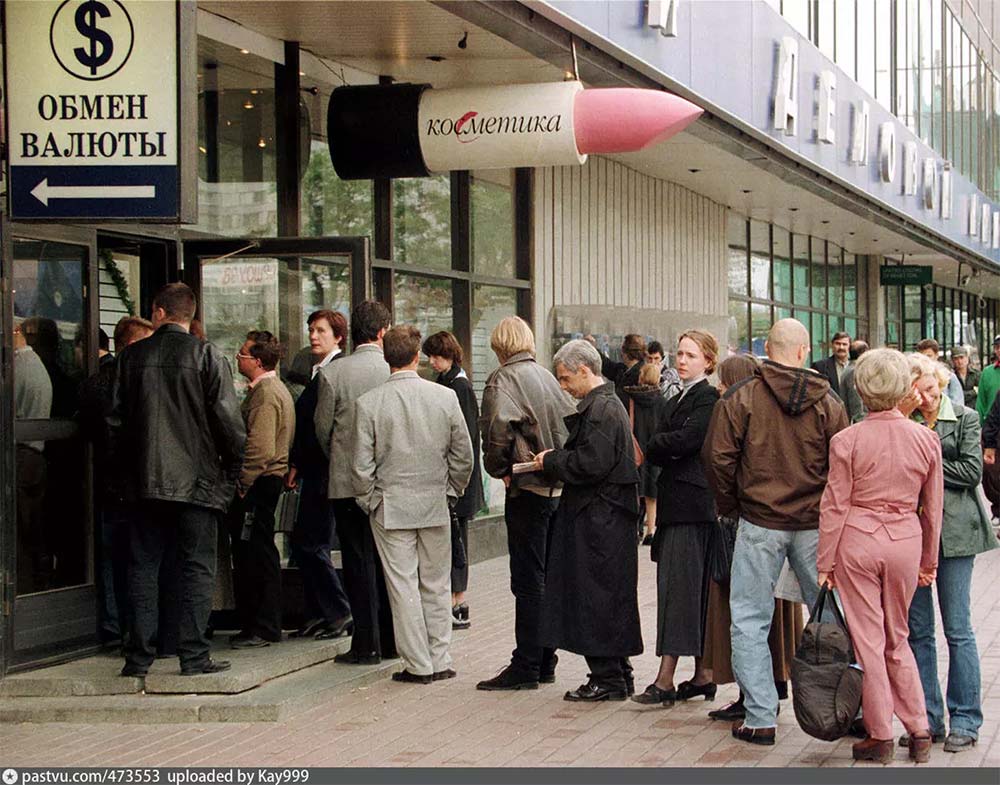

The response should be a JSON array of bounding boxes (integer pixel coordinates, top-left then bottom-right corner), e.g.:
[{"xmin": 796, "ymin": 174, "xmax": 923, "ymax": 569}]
[
  {"xmin": 504, "ymin": 490, "xmax": 558, "ymax": 677},
  {"xmin": 908, "ymin": 554, "xmax": 983, "ymax": 740},
  {"xmin": 730, "ymin": 518, "xmax": 820, "ymax": 729}
]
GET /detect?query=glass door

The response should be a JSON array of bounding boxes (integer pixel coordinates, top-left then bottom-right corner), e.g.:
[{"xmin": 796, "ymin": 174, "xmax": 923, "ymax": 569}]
[{"xmin": 4, "ymin": 224, "xmax": 99, "ymax": 668}]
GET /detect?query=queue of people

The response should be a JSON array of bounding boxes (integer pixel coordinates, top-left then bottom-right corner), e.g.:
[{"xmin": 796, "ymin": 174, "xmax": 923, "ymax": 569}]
[{"xmin": 68, "ymin": 287, "xmax": 997, "ymax": 765}]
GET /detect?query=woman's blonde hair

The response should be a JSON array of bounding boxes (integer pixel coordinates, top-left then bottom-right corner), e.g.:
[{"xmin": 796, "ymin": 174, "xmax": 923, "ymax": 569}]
[
  {"xmin": 678, "ymin": 329, "xmax": 719, "ymax": 374},
  {"xmin": 854, "ymin": 348, "xmax": 911, "ymax": 412},
  {"xmin": 906, "ymin": 352, "xmax": 950, "ymax": 390},
  {"xmin": 490, "ymin": 316, "xmax": 535, "ymax": 362},
  {"xmin": 638, "ymin": 362, "xmax": 660, "ymax": 386}
]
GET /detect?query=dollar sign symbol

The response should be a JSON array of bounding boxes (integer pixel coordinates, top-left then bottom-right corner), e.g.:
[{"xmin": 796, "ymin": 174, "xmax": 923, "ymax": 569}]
[{"xmin": 73, "ymin": 0, "xmax": 114, "ymax": 77}]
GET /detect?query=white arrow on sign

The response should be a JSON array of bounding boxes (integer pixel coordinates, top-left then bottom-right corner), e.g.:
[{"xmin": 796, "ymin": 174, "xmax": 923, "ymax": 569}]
[{"xmin": 30, "ymin": 178, "xmax": 156, "ymax": 206}]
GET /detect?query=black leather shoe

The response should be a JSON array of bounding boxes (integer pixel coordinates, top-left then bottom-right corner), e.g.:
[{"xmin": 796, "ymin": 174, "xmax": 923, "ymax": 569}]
[
  {"xmin": 476, "ymin": 665, "xmax": 539, "ymax": 691},
  {"xmin": 677, "ymin": 679, "xmax": 717, "ymax": 701},
  {"xmin": 565, "ymin": 681, "xmax": 627, "ymax": 702},
  {"xmin": 731, "ymin": 721, "xmax": 775, "ymax": 746},
  {"xmin": 539, "ymin": 653, "xmax": 559, "ymax": 684},
  {"xmin": 944, "ymin": 733, "xmax": 977, "ymax": 753},
  {"xmin": 314, "ymin": 615, "xmax": 353, "ymax": 640},
  {"xmin": 180, "ymin": 659, "xmax": 231, "ymax": 676},
  {"xmin": 432, "ymin": 669, "xmax": 457, "ymax": 681},
  {"xmin": 335, "ymin": 651, "xmax": 381, "ymax": 665},
  {"xmin": 451, "ymin": 605, "xmax": 471, "ymax": 630},
  {"xmin": 392, "ymin": 670, "xmax": 432, "ymax": 684},
  {"xmin": 120, "ymin": 663, "xmax": 148, "ymax": 677},
  {"xmin": 631, "ymin": 683, "xmax": 676, "ymax": 706},
  {"xmin": 291, "ymin": 618, "xmax": 325, "ymax": 638},
  {"xmin": 708, "ymin": 697, "xmax": 745, "ymax": 721},
  {"xmin": 230, "ymin": 634, "xmax": 271, "ymax": 649},
  {"xmin": 641, "ymin": 533, "xmax": 653, "ymax": 546}
]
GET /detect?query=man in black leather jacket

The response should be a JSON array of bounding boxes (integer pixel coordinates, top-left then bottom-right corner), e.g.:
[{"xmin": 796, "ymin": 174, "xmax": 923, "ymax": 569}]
[{"xmin": 110, "ymin": 283, "xmax": 246, "ymax": 677}]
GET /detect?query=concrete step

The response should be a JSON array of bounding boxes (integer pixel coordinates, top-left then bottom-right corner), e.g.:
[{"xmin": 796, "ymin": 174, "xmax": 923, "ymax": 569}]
[
  {"xmin": 0, "ymin": 653, "xmax": 401, "ymax": 723},
  {"xmin": 1, "ymin": 633, "xmax": 357, "ymax": 697}
]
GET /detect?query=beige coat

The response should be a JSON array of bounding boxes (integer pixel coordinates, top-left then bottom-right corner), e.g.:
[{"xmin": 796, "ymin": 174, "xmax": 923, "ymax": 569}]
[{"xmin": 238, "ymin": 374, "xmax": 295, "ymax": 494}]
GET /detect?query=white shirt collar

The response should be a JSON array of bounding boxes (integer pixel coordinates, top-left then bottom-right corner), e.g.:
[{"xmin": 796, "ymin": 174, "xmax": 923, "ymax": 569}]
[{"xmin": 311, "ymin": 347, "xmax": 341, "ymax": 379}]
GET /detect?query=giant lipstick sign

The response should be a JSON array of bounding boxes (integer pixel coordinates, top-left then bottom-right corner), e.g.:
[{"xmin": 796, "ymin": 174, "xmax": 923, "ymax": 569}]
[{"xmin": 327, "ymin": 81, "xmax": 703, "ymax": 180}]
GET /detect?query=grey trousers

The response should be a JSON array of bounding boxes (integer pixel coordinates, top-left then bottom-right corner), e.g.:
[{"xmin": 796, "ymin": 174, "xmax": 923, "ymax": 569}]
[{"xmin": 370, "ymin": 517, "xmax": 452, "ymax": 676}]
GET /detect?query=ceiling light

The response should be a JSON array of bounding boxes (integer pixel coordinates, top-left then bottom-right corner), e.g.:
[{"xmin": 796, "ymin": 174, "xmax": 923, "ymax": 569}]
[
  {"xmin": 299, "ymin": 70, "xmax": 305, "ymax": 76},
  {"xmin": 239, "ymin": 48, "xmax": 250, "ymax": 55},
  {"xmin": 258, "ymin": 138, "xmax": 266, "ymax": 148},
  {"xmin": 244, "ymin": 100, "xmax": 254, "ymax": 109},
  {"xmin": 250, "ymin": 89, "xmax": 260, "ymax": 95},
  {"xmin": 198, "ymin": 146, "xmax": 207, "ymax": 154},
  {"xmin": 688, "ymin": 168, "xmax": 701, "ymax": 173}
]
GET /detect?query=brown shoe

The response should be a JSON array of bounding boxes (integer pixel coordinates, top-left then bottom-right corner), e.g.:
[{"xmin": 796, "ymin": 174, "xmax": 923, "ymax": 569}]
[
  {"xmin": 852, "ymin": 738, "xmax": 894, "ymax": 764},
  {"xmin": 908, "ymin": 734, "xmax": 932, "ymax": 764},
  {"xmin": 731, "ymin": 721, "xmax": 775, "ymax": 746}
]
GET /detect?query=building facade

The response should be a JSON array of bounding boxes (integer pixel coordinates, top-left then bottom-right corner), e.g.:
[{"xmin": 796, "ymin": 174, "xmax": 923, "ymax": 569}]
[{"xmin": 3, "ymin": 0, "xmax": 1000, "ymax": 676}]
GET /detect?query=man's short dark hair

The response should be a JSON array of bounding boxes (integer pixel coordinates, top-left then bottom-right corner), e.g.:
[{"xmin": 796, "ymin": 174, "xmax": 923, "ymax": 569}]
[
  {"xmin": 916, "ymin": 338, "xmax": 940, "ymax": 354},
  {"xmin": 422, "ymin": 331, "xmax": 463, "ymax": 365},
  {"xmin": 622, "ymin": 334, "xmax": 647, "ymax": 362},
  {"xmin": 308, "ymin": 309, "xmax": 348, "ymax": 345},
  {"xmin": 647, "ymin": 340, "xmax": 665, "ymax": 357},
  {"xmin": 98, "ymin": 328, "xmax": 110, "ymax": 352},
  {"xmin": 383, "ymin": 325, "xmax": 421, "ymax": 368},
  {"xmin": 351, "ymin": 300, "xmax": 391, "ymax": 346},
  {"xmin": 152, "ymin": 282, "xmax": 197, "ymax": 323},
  {"xmin": 114, "ymin": 316, "xmax": 154, "ymax": 350},
  {"xmin": 245, "ymin": 330, "xmax": 283, "ymax": 371},
  {"xmin": 849, "ymin": 340, "xmax": 869, "ymax": 361},
  {"xmin": 831, "ymin": 331, "xmax": 850, "ymax": 343}
]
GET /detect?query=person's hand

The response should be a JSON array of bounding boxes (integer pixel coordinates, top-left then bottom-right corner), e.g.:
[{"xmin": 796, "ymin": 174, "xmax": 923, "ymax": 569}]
[
  {"xmin": 503, "ymin": 474, "xmax": 512, "ymax": 489},
  {"xmin": 985, "ymin": 447, "xmax": 996, "ymax": 466},
  {"xmin": 897, "ymin": 387, "xmax": 921, "ymax": 418},
  {"xmin": 817, "ymin": 571, "xmax": 835, "ymax": 589},
  {"xmin": 917, "ymin": 568, "xmax": 936, "ymax": 587},
  {"xmin": 284, "ymin": 466, "xmax": 298, "ymax": 490},
  {"xmin": 532, "ymin": 449, "xmax": 553, "ymax": 471}
]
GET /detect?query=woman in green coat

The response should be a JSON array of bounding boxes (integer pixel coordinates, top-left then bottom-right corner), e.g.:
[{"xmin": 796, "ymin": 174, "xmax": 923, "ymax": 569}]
[{"xmin": 901, "ymin": 353, "xmax": 999, "ymax": 754}]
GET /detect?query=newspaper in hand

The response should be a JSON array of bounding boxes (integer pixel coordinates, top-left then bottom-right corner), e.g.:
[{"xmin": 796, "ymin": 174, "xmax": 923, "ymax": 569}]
[{"xmin": 511, "ymin": 461, "xmax": 537, "ymax": 474}]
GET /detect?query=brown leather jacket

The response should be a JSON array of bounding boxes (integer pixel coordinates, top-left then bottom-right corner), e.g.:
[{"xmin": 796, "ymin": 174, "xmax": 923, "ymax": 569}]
[
  {"xmin": 479, "ymin": 352, "xmax": 573, "ymax": 492},
  {"xmin": 703, "ymin": 360, "xmax": 848, "ymax": 531}
]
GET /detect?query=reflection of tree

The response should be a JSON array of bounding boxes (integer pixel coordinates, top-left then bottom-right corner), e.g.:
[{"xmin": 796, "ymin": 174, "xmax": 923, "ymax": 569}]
[
  {"xmin": 471, "ymin": 178, "xmax": 513, "ymax": 276},
  {"xmin": 393, "ymin": 176, "xmax": 450, "ymax": 267},
  {"xmin": 301, "ymin": 145, "xmax": 373, "ymax": 238}
]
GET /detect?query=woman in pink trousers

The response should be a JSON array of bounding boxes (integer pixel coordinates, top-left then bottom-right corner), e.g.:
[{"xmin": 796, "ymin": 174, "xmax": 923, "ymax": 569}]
[{"xmin": 818, "ymin": 348, "xmax": 943, "ymax": 764}]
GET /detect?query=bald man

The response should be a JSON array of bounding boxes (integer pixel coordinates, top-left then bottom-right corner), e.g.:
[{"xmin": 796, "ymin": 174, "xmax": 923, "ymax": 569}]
[{"xmin": 704, "ymin": 319, "xmax": 848, "ymax": 746}]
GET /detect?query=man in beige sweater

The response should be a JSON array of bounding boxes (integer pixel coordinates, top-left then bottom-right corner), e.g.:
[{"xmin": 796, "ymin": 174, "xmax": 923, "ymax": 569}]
[{"xmin": 230, "ymin": 330, "xmax": 296, "ymax": 648}]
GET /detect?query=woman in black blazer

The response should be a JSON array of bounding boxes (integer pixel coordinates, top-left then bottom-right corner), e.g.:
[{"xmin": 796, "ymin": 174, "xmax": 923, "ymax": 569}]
[{"xmin": 632, "ymin": 329, "xmax": 720, "ymax": 707}]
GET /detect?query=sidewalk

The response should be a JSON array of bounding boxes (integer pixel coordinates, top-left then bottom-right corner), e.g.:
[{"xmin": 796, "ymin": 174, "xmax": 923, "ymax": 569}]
[{"xmin": 2, "ymin": 545, "xmax": 999, "ymax": 768}]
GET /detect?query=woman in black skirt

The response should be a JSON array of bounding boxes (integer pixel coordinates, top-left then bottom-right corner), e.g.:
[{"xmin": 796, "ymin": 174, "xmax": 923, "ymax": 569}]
[
  {"xmin": 423, "ymin": 331, "xmax": 484, "ymax": 629},
  {"xmin": 632, "ymin": 329, "xmax": 720, "ymax": 706}
]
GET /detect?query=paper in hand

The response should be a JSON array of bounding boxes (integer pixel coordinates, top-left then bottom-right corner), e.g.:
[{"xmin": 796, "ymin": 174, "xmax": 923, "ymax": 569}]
[{"xmin": 511, "ymin": 462, "xmax": 536, "ymax": 474}]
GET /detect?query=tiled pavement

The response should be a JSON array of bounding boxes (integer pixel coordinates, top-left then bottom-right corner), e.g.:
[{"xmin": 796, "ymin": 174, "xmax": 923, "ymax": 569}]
[{"xmin": 2, "ymin": 545, "xmax": 1000, "ymax": 768}]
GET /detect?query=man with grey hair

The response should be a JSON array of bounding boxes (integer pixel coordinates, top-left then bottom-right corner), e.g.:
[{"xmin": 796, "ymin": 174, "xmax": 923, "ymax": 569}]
[
  {"xmin": 527, "ymin": 339, "xmax": 643, "ymax": 701},
  {"xmin": 705, "ymin": 318, "xmax": 848, "ymax": 745},
  {"xmin": 841, "ymin": 339, "xmax": 870, "ymax": 423}
]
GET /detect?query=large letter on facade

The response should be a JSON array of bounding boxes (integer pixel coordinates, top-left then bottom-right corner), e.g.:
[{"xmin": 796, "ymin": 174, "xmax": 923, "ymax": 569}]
[
  {"xmin": 982, "ymin": 203, "xmax": 992, "ymax": 245},
  {"xmin": 774, "ymin": 37, "xmax": 799, "ymax": 136},
  {"xmin": 849, "ymin": 101, "xmax": 869, "ymax": 165},
  {"xmin": 879, "ymin": 122, "xmax": 896, "ymax": 183},
  {"xmin": 902, "ymin": 141, "xmax": 918, "ymax": 195},
  {"xmin": 922, "ymin": 159, "xmax": 937, "ymax": 210},
  {"xmin": 647, "ymin": 0, "xmax": 679, "ymax": 37},
  {"xmin": 941, "ymin": 162, "xmax": 953, "ymax": 219},
  {"xmin": 969, "ymin": 194, "xmax": 979, "ymax": 237},
  {"xmin": 818, "ymin": 71, "xmax": 836, "ymax": 144}
]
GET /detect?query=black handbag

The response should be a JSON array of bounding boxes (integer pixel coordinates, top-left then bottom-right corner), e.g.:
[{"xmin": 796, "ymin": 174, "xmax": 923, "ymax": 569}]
[
  {"xmin": 450, "ymin": 508, "xmax": 467, "ymax": 570},
  {"xmin": 709, "ymin": 515, "xmax": 738, "ymax": 583}
]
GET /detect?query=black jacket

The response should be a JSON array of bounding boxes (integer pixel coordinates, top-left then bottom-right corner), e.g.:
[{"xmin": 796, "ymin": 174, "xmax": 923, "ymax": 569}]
[
  {"xmin": 600, "ymin": 352, "xmax": 644, "ymax": 408},
  {"xmin": 811, "ymin": 356, "xmax": 844, "ymax": 399},
  {"xmin": 646, "ymin": 379, "xmax": 719, "ymax": 526},
  {"xmin": 77, "ymin": 353, "xmax": 119, "ymax": 502},
  {"xmin": 436, "ymin": 364, "xmax": 484, "ymax": 518},
  {"xmin": 109, "ymin": 323, "xmax": 246, "ymax": 513},
  {"xmin": 290, "ymin": 356, "xmax": 343, "ymax": 485},
  {"xmin": 956, "ymin": 367, "xmax": 980, "ymax": 410},
  {"xmin": 539, "ymin": 382, "xmax": 642, "ymax": 657}
]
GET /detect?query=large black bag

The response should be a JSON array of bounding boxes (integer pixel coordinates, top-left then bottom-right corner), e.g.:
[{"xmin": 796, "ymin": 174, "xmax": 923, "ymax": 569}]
[
  {"xmin": 791, "ymin": 585, "xmax": 864, "ymax": 741},
  {"xmin": 709, "ymin": 516, "xmax": 738, "ymax": 583}
]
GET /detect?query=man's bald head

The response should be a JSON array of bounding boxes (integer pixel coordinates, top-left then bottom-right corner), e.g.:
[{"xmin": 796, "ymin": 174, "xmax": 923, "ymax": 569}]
[{"xmin": 765, "ymin": 318, "xmax": 811, "ymax": 367}]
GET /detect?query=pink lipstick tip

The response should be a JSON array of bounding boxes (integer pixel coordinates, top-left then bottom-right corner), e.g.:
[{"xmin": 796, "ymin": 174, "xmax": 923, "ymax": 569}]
[{"xmin": 574, "ymin": 88, "xmax": 703, "ymax": 155}]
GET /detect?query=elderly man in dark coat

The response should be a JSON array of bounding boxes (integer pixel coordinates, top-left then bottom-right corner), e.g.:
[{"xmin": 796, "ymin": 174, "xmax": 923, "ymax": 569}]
[{"xmin": 530, "ymin": 339, "xmax": 643, "ymax": 702}]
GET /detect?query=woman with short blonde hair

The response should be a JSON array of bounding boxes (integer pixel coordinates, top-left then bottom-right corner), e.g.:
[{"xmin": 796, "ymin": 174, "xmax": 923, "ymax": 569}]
[
  {"xmin": 853, "ymin": 348, "xmax": 913, "ymax": 412},
  {"xmin": 490, "ymin": 316, "xmax": 535, "ymax": 363}
]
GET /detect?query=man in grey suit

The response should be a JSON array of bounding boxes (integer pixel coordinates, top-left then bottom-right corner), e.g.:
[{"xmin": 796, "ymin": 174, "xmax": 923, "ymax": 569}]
[
  {"xmin": 314, "ymin": 300, "xmax": 395, "ymax": 664},
  {"xmin": 353, "ymin": 326, "xmax": 474, "ymax": 683}
]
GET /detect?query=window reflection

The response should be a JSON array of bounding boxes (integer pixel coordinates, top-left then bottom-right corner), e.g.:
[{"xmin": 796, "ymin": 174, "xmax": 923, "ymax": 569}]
[{"xmin": 393, "ymin": 176, "xmax": 451, "ymax": 269}]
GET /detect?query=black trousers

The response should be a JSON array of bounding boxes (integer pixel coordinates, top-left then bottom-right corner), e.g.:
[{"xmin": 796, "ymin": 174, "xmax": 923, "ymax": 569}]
[
  {"xmin": 504, "ymin": 490, "xmax": 559, "ymax": 677},
  {"xmin": 584, "ymin": 656, "xmax": 633, "ymax": 691},
  {"xmin": 229, "ymin": 475, "xmax": 284, "ymax": 641},
  {"xmin": 451, "ymin": 516, "xmax": 469, "ymax": 595},
  {"xmin": 331, "ymin": 498, "xmax": 396, "ymax": 658},
  {"xmin": 126, "ymin": 501, "xmax": 217, "ymax": 671},
  {"xmin": 292, "ymin": 476, "xmax": 351, "ymax": 624}
]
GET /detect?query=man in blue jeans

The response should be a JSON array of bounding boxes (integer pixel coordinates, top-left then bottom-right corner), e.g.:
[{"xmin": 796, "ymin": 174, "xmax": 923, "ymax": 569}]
[{"xmin": 705, "ymin": 319, "xmax": 848, "ymax": 745}]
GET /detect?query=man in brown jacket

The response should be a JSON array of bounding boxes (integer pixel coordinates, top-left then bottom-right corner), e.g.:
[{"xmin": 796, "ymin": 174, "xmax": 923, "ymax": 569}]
[
  {"xmin": 704, "ymin": 318, "xmax": 848, "ymax": 746},
  {"xmin": 230, "ymin": 330, "xmax": 296, "ymax": 648}
]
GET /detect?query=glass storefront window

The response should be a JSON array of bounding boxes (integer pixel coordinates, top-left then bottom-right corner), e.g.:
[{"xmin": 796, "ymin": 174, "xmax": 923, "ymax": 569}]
[
  {"xmin": 195, "ymin": 38, "xmax": 278, "ymax": 237},
  {"xmin": 393, "ymin": 176, "xmax": 451, "ymax": 269},
  {"xmin": 750, "ymin": 221, "xmax": 771, "ymax": 300},
  {"xmin": 875, "ymin": 0, "xmax": 893, "ymax": 111},
  {"xmin": 773, "ymin": 227, "xmax": 792, "ymax": 303},
  {"xmin": 393, "ymin": 273, "xmax": 453, "ymax": 377},
  {"xmin": 835, "ymin": 0, "xmax": 856, "ymax": 80},
  {"xmin": 471, "ymin": 171, "xmax": 514, "ymax": 278},
  {"xmin": 471, "ymin": 285, "xmax": 518, "ymax": 397},
  {"xmin": 793, "ymin": 233, "xmax": 810, "ymax": 305},
  {"xmin": 844, "ymin": 253, "xmax": 858, "ymax": 315},
  {"xmin": 827, "ymin": 243, "xmax": 843, "ymax": 313},
  {"xmin": 727, "ymin": 214, "xmax": 748, "ymax": 297},
  {"xmin": 811, "ymin": 239, "xmax": 827, "ymax": 309},
  {"xmin": 857, "ymin": 0, "xmax": 876, "ymax": 95},
  {"xmin": 812, "ymin": 312, "xmax": 829, "ymax": 362},
  {"xmin": 728, "ymin": 299, "xmax": 749, "ymax": 354},
  {"xmin": 751, "ymin": 303, "xmax": 771, "ymax": 357}
]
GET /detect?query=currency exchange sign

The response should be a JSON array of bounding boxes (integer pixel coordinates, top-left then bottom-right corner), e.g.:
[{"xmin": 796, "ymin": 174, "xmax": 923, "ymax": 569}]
[{"xmin": 4, "ymin": 0, "xmax": 187, "ymax": 220}]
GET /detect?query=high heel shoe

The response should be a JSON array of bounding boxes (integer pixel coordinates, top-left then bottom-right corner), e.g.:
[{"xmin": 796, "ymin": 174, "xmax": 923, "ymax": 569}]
[{"xmin": 676, "ymin": 679, "xmax": 717, "ymax": 701}]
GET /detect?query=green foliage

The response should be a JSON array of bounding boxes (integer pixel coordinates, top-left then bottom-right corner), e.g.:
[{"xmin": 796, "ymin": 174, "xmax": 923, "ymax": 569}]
[{"xmin": 100, "ymin": 249, "xmax": 135, "ymax": 316}]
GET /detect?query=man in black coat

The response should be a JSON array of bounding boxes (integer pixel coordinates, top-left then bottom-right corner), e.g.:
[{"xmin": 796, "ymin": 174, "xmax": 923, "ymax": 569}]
[
  {"xmin": 531, "ymin": 339, "xmax": 643, "ymax": 702},
  {"xmin": 587, "ymin": 333, "xmax": 647, "ymax": 408},
  {"xmin": 810, "ymin": 331, "xmax": 851, "ymax": 398},
  {"xmin": 110, "ymin": 283, "xmax": 246, "ymax": 677}
]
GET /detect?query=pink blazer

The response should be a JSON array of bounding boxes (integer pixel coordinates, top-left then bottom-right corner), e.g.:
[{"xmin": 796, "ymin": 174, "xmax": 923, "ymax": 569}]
[{"xmin": 818, "ymin": 409, "xmax": 943, "ymax": 573}]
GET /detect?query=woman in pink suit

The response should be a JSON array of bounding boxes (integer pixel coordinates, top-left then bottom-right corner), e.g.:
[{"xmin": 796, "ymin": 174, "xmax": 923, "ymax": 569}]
[{"xmin": 818, "ymin": 348, "xmax": 943, "ymax": 765}]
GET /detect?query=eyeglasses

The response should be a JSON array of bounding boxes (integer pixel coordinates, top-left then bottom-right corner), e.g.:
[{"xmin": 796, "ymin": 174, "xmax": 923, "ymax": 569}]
[{"xmin": 235, "ymin": 352, "xmax": 253, "ymax": 361}]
